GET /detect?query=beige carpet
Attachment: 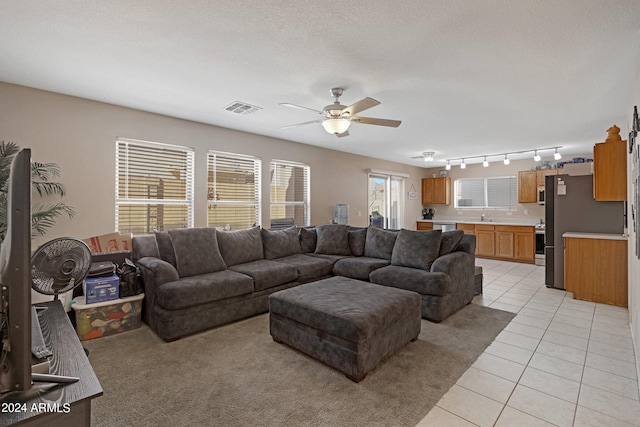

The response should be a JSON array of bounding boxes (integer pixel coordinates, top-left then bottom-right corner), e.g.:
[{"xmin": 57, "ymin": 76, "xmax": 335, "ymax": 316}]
[{"xmin": 84, "ymin": 303, "xmax": 515, "ymax": 427}]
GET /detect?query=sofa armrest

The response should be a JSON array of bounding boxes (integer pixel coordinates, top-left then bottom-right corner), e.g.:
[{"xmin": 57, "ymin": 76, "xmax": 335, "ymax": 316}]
[
  {"xmin": 431, "ymin": 251, "xmax": 472, "ymax": 274},
  {"xmin": 136, "ymin": 256, "xmax": 180, "ymax": 287}
]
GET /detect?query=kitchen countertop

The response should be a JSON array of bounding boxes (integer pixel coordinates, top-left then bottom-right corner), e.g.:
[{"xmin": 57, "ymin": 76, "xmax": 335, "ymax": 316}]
[
  {"xmin": 417, "ymin": 219, "xmax": 540, "ymax": 227},
  {"xmin": 562, "ymin": 232, "xmax": 628, "ymax": 241}
]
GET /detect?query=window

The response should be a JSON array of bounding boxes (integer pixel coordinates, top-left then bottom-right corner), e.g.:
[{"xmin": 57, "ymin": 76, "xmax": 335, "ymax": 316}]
[
  {"xmin": 270, "ymin": 160, "xmax": 310, "ymax": 227},
  {"xmin": 208, "ymin": 151, "xmax": 261, "ymax": 230},
  {"xmin": 116, "ymin": 138, "xmax": 194, "ymax": 234},
  {"xmin": 454, "ymin": 176, "xmax": 517, "ymax": 209},
  {"xmin": 368, "ymin": 171, "xmax": 405, "ymax": 229}
]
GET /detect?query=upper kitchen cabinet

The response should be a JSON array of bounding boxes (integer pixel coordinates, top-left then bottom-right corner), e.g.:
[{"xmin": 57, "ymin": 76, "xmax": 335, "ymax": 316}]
[
  {"xmin": 537, "ymin": 169, "xmax": 559, "ymax": 186},
  {"xmin": 593, "ymin": 125, "xmax": 627, "ymax": 201},
  {"xmin": 422, "ymin": 177, "xmax": 451, "ymax": 205},
  {"xmin": 517, "ymin": 170, "xmax": 537, "ymax": 203}
]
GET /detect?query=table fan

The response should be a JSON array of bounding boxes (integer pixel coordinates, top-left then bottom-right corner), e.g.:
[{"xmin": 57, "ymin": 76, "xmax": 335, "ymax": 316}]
[{"xmin": 31, "ymin": 237, "xmax": 91, "ymax": 300}]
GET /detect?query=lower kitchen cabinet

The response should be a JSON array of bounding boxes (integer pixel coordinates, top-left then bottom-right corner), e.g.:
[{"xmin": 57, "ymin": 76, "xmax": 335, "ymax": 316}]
[
  {"xmin": 457, "ymin": 223, "xmax": 535, "ymax": 263},
  {"xmin": 416, "ymin": 222, "xmax": 433, "ymax": 230},
  {"xmin": 564, "ymin": 234, "xmax": 628, "ymax": 306}
]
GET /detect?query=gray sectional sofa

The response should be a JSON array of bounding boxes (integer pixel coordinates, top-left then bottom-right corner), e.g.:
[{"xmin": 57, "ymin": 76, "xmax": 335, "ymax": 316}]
[{"xmin": 132, "ymin": 224, "xmax": 476, "ymax": 341}]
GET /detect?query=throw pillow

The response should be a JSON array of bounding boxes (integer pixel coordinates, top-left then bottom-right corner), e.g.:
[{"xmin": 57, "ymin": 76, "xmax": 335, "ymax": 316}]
[
  {"xmin": 154, "ymin": 230, "xmax": 176, "ymax": 267},
  {"xmin": 439, "ymin": 230, "xmax": 464, "ymax": 256},
  {"xmin": 363, "ymin": 226, "xmax": 398, "ymax": 260},
  {"xmin": 216, "ymin": 226, "xmax": 264, "ymax": 267},
  {"xmin": 348, "ymin": 227, "xmax": 367, "ymax": 257},
  {"xmin": 391, "ymin": 229, "xmax": 442, "ymax": 270},
  {"xmin": 315, "ymin": 224, "xmax": 351, "ymax": 256},
  {"xmin": 261, "ymin": 226, "xmax": 301, "ymax": 259},
  {"xmin": 298, "ymin": 227, "xmax": 317, "ymax": 253},
  {"xmin": 167, "ymin": 228, "xmax": 227, "ymax": 277}
]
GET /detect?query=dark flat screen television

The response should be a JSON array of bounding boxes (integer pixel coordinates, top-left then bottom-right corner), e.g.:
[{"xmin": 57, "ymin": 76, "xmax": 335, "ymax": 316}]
[{"xmin": 0, "ymin": 148, "xmax": 32, "ymax": 395}]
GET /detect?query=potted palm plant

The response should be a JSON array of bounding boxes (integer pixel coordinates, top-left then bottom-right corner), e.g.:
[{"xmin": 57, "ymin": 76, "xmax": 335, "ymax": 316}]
[{"xmin": 0, "ymin": 140, "xmax": 75, "ymax": 241}]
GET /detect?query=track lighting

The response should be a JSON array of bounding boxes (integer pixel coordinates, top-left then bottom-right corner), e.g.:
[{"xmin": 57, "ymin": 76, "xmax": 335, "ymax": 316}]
[{"xmin": 443, "ymin": 146, "xmax": 562, "ymax": 169}]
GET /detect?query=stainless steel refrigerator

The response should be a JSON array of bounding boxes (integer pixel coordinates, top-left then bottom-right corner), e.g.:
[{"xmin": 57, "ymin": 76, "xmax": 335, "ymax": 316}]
[{"xmin": 544, "ymin": 174, "xmax": 624, "ymax": 289}]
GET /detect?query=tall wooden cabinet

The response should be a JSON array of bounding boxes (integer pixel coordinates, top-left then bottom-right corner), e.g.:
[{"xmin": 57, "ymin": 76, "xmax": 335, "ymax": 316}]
[
  {"xmin": 517, "ymin": 171, "xmax": 537, "ymax": 203},
  {"xmin": 422, "ymin": 177, "xmax": 451, "ymax": 205},
  {"xmin": 593, "ymin": 139, "xmax": 627, "ymax": 201}
]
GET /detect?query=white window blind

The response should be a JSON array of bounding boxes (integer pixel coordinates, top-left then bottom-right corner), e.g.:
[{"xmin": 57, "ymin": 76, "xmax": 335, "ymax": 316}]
[
  {"xmin": 455, "ymin": 176, "xmax": 517, "ymax": 209},
  {"xmin": 270, "ymin": 160, "xmax": 310, "ymax": 228},
  {"xmin": 207, "ymin": 151, "xmax": 261, "ymax": 230},
  {"xmin": 116, "ymin": 138, "xmax": 194, "ymax": 235}
]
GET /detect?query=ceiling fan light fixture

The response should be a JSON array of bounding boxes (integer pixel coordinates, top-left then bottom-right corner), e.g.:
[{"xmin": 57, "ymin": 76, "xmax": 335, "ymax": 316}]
[
  {"xmin": 322, "ymin": 118, "xmax": 351, "ymax": 135},
  {"xmin": 423, "ymin": 151, "xmax": 435, "ymax": 162}
]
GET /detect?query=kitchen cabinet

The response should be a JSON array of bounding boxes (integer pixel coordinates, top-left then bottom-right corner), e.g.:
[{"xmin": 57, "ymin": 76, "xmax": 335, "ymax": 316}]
[
  {"xmin": 416, "ymin": 222, "xmax": 433, "ymax": 231},
  {"xmin": 475, "ymin": 225, "xmax": 495, "ymax": 257},
  {"xmin": 564, "ymin": 234, "xmax": 627, "ymax": 306},
  {"xmin": 537, "ymin": 169, "xmax": 559, "ymax": 186},
  {"xmin": 456, "ymin": 223, "xmax": 475, "ymax": 235},
  {"xmin": 422, "ymin": 177, "xmax": 451, "ymax": 205},
  {"xmin": 456, "ymin": 223, "xmax": 535, "ymax": 263},
  {"xmin": 517, "ymin": 171, "xmax": 537, "ymax": 203},
  {"xmin": 593, "ymin": 139, "xmax": 627, "ymax": 201}
]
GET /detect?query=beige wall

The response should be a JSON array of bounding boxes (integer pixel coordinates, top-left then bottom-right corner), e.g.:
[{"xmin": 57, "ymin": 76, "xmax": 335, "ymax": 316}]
[{"xmin": 0, "ymin": 82, "xmax": 429, "ymax": 248}]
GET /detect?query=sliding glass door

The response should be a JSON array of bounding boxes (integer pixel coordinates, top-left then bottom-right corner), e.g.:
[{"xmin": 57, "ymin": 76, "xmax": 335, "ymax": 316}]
[{"xmin": 368, "ymin": 173, "xmax": 404, "ymax": 229}]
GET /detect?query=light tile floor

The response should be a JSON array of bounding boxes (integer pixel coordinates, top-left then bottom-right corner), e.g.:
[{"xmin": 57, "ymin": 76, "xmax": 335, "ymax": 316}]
[{"xmin": 417, "ymin": 258, "xmax": 639, "ymax": 427}]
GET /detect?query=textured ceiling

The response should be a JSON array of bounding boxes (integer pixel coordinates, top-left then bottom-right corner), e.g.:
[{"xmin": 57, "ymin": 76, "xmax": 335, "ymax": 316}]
[{"xmin": 2, "ymin": 1, "xmax": 640, "ymax": 167}]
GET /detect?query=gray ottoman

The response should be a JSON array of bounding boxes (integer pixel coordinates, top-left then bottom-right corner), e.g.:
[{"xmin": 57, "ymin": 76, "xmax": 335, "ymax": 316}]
[{"xmin": 269, "ymin": 276, "xmax": 422, "ymax": 382}]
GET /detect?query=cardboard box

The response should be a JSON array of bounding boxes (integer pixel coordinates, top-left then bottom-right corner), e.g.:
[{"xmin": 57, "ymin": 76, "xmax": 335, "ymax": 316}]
[
  {"xmin": 71, "ymin": 294, "xmax": 144, "ymax": 340},
  {"xmin": 82, "ymin": 232, "xmax": 132, "ymax": 254},
  {"xmin": 84, "ymin": 274, "xmax": 119, "ymax": 304}
]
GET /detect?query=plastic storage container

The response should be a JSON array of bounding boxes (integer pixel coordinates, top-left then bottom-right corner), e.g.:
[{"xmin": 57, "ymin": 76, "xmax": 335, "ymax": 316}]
[{"xmin": 71, "ymin": 293, "xmax": 144, "ymax": 340}]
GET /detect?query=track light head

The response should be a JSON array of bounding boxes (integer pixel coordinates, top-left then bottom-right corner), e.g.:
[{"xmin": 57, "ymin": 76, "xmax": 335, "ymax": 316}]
[
  {"xmin": 533, "ymin": 151, "xmax": 541, "ymax": 162},
  {"xmin": 503, "ymin": 154, "xmax": 510, "ymax": 165},
  {"xmin": 445, "ymin": 161, "xmax": 451, "ymax": 171},
  {"xmin": 460, "ymin": 159, "xmax": 466, "ymax": 169},
  {"xmin": 554, "ymin": 148, "xmax": 561, "ymax": 160},
  {"xmin": 482, "ymin": 157, "xmax": 489, "ymax": 167}
]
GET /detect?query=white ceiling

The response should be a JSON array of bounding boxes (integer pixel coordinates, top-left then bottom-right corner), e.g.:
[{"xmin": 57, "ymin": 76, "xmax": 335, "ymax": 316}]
[{"xmin": 2, "ymin": 1, "xmax": 640, "ymax": 168}]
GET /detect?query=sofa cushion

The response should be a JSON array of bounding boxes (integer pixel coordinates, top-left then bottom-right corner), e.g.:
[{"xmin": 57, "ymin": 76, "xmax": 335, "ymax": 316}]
[
  {"xmin": 333, "ymin": 256, "xmax": 391, "ymax": 280},
  {"xmin": 273, "ymin": 254, "xmax": 334, "ymax": 282},
  {"xmin": 391, "ymin": 229, "xmax": 442, "ymax": 271},
  {"xmin": 348, "ymin": 228, "xmax": 367, "ymax": 256},
  {"xmin": 315, "ymin": 224, "xmax": 351, "ymax": 256},
  {"xmin": 216, "ymin": 226, "xmax": 264, "ymax": 267},
  {"xmin": 298, "ymin": 227, "xmax": 317, "ymax": 253},
  {"xmin": 363, "ymin": 226, "xmax": 398, "ymax": 260},
  {"xmin": 156, "ymin": 269, "xmax": 254, "ymax": 310},
  {"xmin": 229, "ymin": 259, "xmax": 299, "ymax": 291},
  {"xmin": 154, "ymin": 230, "xmax": 176, "ymax": 267},
  {"xmin": 370, "ymin": 265, "xmax": 451, "ymax": 297},
  {"xmin": 439, "ymin": 230, "xmax": 464, "ymax": 256},
  {"xmin": 168, "ymin": 228, "xmax": 227, "ymax": 277},
  {"xmin": 261, "ymin": 226, "xmax": 301, "ymax": 260}
]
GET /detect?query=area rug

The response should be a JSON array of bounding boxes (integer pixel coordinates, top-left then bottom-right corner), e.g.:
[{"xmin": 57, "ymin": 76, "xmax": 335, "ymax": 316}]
[{"xmin": 84, "ymin": 303, "xmax": 515, "ymax": 427}]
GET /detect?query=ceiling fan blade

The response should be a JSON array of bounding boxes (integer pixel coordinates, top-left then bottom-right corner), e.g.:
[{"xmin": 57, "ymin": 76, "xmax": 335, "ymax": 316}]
[
  {"xmin": 337, "ymin": 130, "xmax": 350, "ymax": 138},
  {"xmin": 281, "ymin": 120, "xmax": 323, "ymax": 129},
  {"xmin": 342, "ymin": 97, "xmax": 380, "ymax": 116},
  {"xmin": 279, "ymin": 103, "xmax": 323, "ymax": 115},
  {"xmin": 350, "ymin": 116, "xmax": 402, "ymax": 127}
]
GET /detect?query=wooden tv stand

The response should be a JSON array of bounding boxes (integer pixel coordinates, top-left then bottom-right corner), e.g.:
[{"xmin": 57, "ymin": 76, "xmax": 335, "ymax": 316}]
[{"xmin": 1, "ymin": 300, "xmax": 103, "ymax": 427}]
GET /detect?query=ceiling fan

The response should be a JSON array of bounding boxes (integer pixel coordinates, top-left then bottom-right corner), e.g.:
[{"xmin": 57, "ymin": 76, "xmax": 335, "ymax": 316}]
[
  {"xmin": 412, "ymin": 151, "xmax": 435, "ymax": 162},
  {"xmin": 280, "ymin": 88, "xmax": 402, "ymax": 137}
]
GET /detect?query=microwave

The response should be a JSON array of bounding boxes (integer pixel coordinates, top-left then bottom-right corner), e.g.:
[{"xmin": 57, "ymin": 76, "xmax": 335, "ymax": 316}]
[{"xmin": 537, "ymin": 186, "xmax": 545, "ymax": 205}]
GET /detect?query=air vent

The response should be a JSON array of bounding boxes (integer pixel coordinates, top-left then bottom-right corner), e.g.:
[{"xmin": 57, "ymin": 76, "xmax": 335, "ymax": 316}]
[{"xmin": 224, "ymin": 102, "xmax": 262, "ymax": 115}]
